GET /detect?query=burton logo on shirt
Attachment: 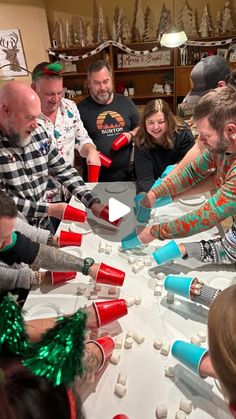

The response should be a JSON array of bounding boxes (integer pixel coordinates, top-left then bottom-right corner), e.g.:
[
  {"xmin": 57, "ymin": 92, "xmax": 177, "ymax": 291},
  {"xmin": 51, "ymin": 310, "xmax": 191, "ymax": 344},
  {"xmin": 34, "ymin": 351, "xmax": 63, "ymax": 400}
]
[{"xmin": 96, "ymin": 111, "xmax": 125, "ymax": 136}]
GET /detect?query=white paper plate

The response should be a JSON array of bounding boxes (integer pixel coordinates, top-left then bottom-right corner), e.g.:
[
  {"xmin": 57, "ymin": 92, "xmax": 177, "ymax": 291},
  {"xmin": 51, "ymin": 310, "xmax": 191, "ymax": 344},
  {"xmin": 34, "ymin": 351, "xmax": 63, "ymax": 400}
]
[
  {"xmin": 24, "ymin": 296, "xmax": 87, "ymax": 320},
  {"xmin": 205, "ymin": 272, "xmax": 236, "ymax": 290},
  {"xmin": 60, "ymin": 246, "xmax": 83, "ymax": 258},
  {"xmin": 24, "ymin": 302, "xmax": 62, "ymax": 319},
  {"xmin": 178, "ymin": 195, "xmax": 206, "ymax": 206},
  {"xmin": 69, "ymin": 222, "xmax": 92, "ymax": 235},
  {"xmin": 105, "ymin": 182, "xmax": 128, "ymax": 193}
]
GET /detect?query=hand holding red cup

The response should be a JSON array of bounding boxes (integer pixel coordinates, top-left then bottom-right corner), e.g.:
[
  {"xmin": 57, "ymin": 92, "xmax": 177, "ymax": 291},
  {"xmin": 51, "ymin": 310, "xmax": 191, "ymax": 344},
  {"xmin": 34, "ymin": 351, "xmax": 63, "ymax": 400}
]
[
  {"xmin": 63, "ymin": 204, "xmax": 87, "ymax": 223},
  {"xmin": 58, "ymin": 230, "xmax": 83, "ymax": 247},
  {"xmin": 87, "ymin": 164, "xmax": 101, "ymax": 182},
  {"xmin": 95, "ymin": 262, "xmax": 125, "ymax": 286},
  {"xmin": 98, "ymin": 152, "xmax": 112, "ymax": 168},
  {"xmin": 93, "ymin": 299, "xmax": 127, "ymax": 327},
  {"xmin": 112, "ymin": 134, "xmax": 129, "ymax": 151},
  {"xmin": 51, "ymin": 271, "xmax": 76, "ymax": 285},
  {"xmin": 98, "ymin": 205, "xmax": 122, "ymax": 226}
]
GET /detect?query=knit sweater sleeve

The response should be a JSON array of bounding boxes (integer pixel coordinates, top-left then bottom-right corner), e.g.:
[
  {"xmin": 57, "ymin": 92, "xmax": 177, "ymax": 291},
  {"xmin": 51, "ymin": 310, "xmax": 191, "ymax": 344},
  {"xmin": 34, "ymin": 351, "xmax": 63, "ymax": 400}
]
[{"xmin": 0, "ymin": 261, "xmax": 36, "ymax": 292}]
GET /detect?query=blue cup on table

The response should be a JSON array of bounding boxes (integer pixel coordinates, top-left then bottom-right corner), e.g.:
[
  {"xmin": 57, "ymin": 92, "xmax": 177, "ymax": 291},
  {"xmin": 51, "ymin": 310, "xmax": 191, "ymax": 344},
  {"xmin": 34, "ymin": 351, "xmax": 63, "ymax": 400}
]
[
  {"xmin": 121, "ymin": 230, "xmax": 142, "ymax": 250},
  {"xmin": 172, "ymin": 340, "xmax": 208, "ymax": 374},
  {"xmin": 134, "ymin": 193, "xmax": 145, "ymax": 215},
  {"xmin": 152, "ymin": 240, "xmax": 182, "ymax": 265},
  {"xmin": 164, "ymin": 275, "xmax": 194, "ymax": 299},
  {"xmin": 161, "ymin": 164, "xmax": 176, "ymax": 179}
]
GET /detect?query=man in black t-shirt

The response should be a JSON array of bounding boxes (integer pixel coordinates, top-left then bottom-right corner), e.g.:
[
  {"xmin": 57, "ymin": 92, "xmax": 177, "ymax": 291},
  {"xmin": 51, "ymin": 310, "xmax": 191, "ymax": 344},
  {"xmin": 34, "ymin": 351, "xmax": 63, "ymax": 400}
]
[{"xmin": 78, "ymin": 60, "xmax": 139, "ymax": 181}]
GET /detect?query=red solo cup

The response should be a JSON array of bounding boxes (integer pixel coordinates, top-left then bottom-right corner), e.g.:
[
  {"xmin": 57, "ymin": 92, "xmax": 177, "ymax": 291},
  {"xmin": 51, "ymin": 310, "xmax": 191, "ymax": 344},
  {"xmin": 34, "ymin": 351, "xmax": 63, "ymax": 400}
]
[
  {"xmin": 98, "ymin": 152, "xmax": 112, "ymax": 168},
  {"xmin": 58, "ymin": 230, "xmax": 82, "ymax": 247},
  {"xmin": 99, "ymin": 205, "xmax": 122, "ymax": 227},
  {"xmin": 63, "ymin": 205, "xmax": 87, "ymax": 223},
  {"xmin": 93, "ymin": 299, "xmax": 128, "ymax": 327},
  {"xmin": 113, "ymin": 415, "xmax": 129, "ymax": 419},
  {"xmin": 112, "ymin": 134, "xmax": 129, "ymax": 151},
  {"xmin": 94, "ymin": 335, "xmax": 114, "ymax": 371},
  {"xmin": 87, "ymin": 164, "xmax": 101, "ymax": 182},
  {"xmin": 96, "ymin": 263, "xmax": 125, "ymax": 286},
  {"xmin": 51, "ymin": 271, "xmax": 76, "ymax": 285}
]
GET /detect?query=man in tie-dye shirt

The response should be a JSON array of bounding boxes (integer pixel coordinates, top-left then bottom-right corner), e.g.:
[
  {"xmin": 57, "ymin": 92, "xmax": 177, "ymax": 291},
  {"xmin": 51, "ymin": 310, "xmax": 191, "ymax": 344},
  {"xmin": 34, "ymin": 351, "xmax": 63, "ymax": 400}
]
[{"xmin": 134, "ymin": 86, "xmax": 236, "ymax": 244}]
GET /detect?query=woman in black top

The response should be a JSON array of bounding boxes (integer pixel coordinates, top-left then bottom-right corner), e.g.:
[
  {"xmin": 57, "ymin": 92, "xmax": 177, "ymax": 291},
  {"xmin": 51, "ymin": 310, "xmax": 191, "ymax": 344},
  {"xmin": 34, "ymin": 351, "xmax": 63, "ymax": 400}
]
[{"xmin": 134, "ymin": 99, "xmax": 195, "ymax": 193}]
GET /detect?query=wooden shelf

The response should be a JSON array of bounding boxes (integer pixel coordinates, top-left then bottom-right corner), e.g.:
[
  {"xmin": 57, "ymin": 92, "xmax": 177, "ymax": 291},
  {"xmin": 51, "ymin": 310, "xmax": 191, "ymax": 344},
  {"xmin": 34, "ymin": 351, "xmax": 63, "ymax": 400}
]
[
  {"xmin": 63, "ymin": 72, "xmax": 87, "ymax": 77},
  {"xmin": 114, "ymin": 66, "xmax": 174, "ymax": 73}
]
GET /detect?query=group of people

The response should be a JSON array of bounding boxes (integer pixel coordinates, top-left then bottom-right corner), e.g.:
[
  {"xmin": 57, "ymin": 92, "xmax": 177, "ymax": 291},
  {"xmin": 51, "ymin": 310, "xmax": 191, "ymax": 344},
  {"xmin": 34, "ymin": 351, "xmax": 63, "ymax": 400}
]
[{"xmin": 0, "ymin": 52, "xmax": 236, "ymax": 418}]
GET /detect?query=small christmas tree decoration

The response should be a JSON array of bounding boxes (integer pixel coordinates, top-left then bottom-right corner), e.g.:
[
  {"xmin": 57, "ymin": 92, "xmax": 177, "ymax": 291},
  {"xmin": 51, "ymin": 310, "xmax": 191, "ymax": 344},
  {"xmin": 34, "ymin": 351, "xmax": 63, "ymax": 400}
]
[
  {"xmin": 59, "ymin": 18, "xmax": 66, "ymax": 48},
  {"xmin": 133, "ymin": 0, "xmax": 145, "ymax": 42},
  {"xmin": 213, "ymin": 10, "xmax": 221, "ymax": 36},
  {"xmin": 86, "ymin": 22, "xmax": 94, "ymax": 46},
  {"xmin": 116, "ymin": 8, "xmax": 124, "ymax": 42},
  {"xmin": 199, "ymin": 5, "xmax": 212, "ymax": 38},
  {"xmin": 122, "ymin": 15, "xmax": 132, "ymax": 43},
  {"xmin": 178, "ymin": 1, "xmax": 198, "ymax": 37},
  {"xmin": 96, "ymin": 1, "xmax": 108, "ymax": 43},
  {"xmin": 112, "ymin": 18, "xmax": 117, "ymax": 41},
  {"xmin": 143, "ymin": 6, "xmax": 157, "ymax": 41},
  {"xmin": 52, "ymin": 21, "xmax": 60, "ymax": 48},
  {"xmin": 157, "ymin": 3, "xmax": 172, "ymax": 42},
  {"xmin": 221, "ymin": 1, "xmax": 234, "ymax": 33}
]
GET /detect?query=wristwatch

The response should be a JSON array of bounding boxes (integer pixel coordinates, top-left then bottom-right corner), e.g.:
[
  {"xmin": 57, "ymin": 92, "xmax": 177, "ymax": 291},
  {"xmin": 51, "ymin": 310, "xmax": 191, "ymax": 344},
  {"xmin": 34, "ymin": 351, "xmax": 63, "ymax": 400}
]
[{"xmin": 82, "ymin": 257, "xmax": 95, "ymax": 275}]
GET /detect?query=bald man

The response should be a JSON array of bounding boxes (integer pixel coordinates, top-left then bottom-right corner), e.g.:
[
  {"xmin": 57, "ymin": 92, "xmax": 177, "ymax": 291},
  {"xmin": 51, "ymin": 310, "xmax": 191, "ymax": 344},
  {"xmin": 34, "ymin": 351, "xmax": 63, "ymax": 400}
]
[{"xmin": 0, "ymin": 81, "xmax": 103, "ymax": 231}]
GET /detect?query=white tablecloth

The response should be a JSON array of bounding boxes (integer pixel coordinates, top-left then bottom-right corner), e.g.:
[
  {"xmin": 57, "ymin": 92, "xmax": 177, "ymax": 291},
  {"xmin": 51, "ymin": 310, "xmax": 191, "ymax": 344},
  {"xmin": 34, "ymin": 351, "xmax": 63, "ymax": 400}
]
[{"xmin": 24, "ymin": 182, "xmax": 235, "ymax": 419}]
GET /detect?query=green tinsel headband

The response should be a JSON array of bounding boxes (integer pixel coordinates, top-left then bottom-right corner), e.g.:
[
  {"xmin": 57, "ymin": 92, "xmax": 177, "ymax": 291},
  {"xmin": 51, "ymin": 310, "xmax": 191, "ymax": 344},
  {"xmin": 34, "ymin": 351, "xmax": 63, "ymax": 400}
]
[
  {"xmin": 0, "ymin": 295, "xmax": 87, "ymax": 387},
  {"xmin": 32, "ymin": 63, "xmax": 63, "ymax": 81}
]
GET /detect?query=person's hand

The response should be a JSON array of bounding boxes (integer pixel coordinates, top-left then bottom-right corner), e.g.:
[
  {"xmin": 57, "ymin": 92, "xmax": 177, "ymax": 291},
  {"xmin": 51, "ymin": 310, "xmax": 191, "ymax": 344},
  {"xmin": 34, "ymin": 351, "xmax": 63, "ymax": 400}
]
[
  {"xmin": 48, "ymin": 202, "xmax": 67, "ymax": 220},
  {"xmin": 199, "ymin": 353, "xmax": 217, "ymax": 378},
  {"xmin": 86, "ymin": 303, "xmax": 99, "ymax": 328},
  {"xmin": 190, "ymin": 278, "xmax": 204, "ymax": 298},
  {"xmin": 88, "ymin": 262, "xmax": 99, "ymax": 280},
  {"xmin": 40, "ymin": 271, "xmax": 52, "ymax": 284},
  {"xmin": 141, "ymin": 190, "xmax": 157, "ymax": 208},
  {"xmin": 90, "ymin": 202, "xmax": 106, "ymax": 218},
  {"xmin": 137, "ymin": 226, "xmax": 156, "ymax": 245},
  {"xmin": 86, "ymin": 149, "xmax": 101, "ymax": 166},
  {"xmin": 179, "ymin": 243, "xmax": 187, "ymax": 257}
]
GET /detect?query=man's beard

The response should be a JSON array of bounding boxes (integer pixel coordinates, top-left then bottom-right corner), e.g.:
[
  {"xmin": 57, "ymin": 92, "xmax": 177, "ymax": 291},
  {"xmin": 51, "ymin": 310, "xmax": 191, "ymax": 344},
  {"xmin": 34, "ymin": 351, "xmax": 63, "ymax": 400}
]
[
  {"xmin": 92, "ymin": 89, "xmax": 113, "ymax": 104},
  {"xmin": 8, "ymin": 130, "xmax": 32, "ymax": 147},
  {"xmin": 207, "ymin": 135, "xmax": 230, "ymax": 154}
]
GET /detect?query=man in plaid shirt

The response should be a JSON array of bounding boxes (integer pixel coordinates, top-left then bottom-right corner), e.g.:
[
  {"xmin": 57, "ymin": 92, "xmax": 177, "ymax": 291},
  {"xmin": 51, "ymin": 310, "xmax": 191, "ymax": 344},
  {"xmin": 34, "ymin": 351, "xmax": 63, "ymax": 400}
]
[{"xmin": 0, "ymin": 81, "xmax": 103, "ymax": 230}]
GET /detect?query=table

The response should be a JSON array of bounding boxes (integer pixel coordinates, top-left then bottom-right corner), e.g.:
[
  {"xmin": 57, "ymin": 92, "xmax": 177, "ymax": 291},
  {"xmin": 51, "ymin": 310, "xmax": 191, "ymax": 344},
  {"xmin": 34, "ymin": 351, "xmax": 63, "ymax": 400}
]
[{"xmin": 24, "ymin": 182, "xmax": 235, "ymax": 419}]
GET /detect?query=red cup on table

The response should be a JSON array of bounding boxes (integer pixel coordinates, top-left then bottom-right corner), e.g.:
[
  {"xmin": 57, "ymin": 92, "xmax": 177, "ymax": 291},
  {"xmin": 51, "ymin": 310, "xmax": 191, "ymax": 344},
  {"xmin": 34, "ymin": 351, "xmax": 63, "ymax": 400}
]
[
  {"xmin": 99, "ymin": 205, "xmax": 122, "ymax": 227},
  {"xmin": 96, "ymin": 262, "xmax": 125, "ymax": 286},
  {"xmin": 58, "ymin": 230, "xmax": 82, "ymax": 247},
  {"xmin": 113, "ymin": 415, "xmax": 129, "ymax": 419},
  {"xmin": 51, "ymin": 271, "xmax": 76, "ymax": 285},
  {"xmin": 98, "ymin": 152, "xmax": 112, "ymax": 168},
  {"xmin": 94, "ymin": 335, "xmax": 115, "ymax": 371},
  {"xmin": 112, "ymin": 134, "xmax": 129, "ymax": 151},
  {"xmin": 93, "ymin": 299, "xmax": 128, "ymax": 327},
  {"xmin": 87, "ymin": 164, "xmax": 101, "ymax": 182},
  {"xmin": 63, "ymin": 204, "xmax": 87, "ymax": 223}
]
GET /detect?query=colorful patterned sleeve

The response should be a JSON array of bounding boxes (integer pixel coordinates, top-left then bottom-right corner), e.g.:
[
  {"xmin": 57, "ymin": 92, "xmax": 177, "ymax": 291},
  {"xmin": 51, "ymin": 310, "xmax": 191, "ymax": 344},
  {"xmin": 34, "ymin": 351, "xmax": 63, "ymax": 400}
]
[
  {"xmin": 151, "ymin": 150, "xmax": 215, "ymax": 198},
  {"xmin": 151, "ymin": 158, "xmax": 236, "ymax": 239}
]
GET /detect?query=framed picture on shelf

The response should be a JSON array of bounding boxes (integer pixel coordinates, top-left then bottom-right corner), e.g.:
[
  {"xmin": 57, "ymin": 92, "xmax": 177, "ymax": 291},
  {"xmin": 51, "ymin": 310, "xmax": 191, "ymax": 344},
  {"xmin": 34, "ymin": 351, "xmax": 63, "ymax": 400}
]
[
  {"xmin": 0, "ymin": 28, "xmax": 28, "ymax": 76},
  {"xmin": 217, "ymin": 48, "xmax": 228, "ymax": 59}
]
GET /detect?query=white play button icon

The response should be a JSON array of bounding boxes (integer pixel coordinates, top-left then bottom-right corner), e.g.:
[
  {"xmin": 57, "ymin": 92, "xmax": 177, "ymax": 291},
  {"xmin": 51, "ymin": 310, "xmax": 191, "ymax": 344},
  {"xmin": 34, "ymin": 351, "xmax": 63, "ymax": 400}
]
[{"xmin": 108, "ymin": 197, "xmax": 131, "ymax": 222}]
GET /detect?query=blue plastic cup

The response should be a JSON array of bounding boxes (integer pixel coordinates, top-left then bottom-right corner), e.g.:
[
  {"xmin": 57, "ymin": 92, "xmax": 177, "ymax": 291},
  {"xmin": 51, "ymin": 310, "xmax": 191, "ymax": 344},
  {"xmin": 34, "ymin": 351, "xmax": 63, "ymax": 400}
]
[
  {"xmin": 151, "ymin": 178, "xmax": 162, "ymax": 190},
  {"xmin": 161, "ymin": 164, "xmax": 176, "ymax": 179},
  {"xmin": 152, "ymin": 240, "xmax": 182, "ymax": 265},
  {"xmin": 134, "ymin": 193, "xmax": 145, "ymax": 213},
  {"xmin": 154, "ymin": 195, "xmax": 173, "ymax": 208},
  {"xmin": 121, "ymin": 230, "xmax": 142, "ymax": 250},
  {"xmin": 136, "ymin": 203, "xmax": 151, "ymax": 223},
  {"xmin": 172, "ymin": 340, "xmax": 208, "ymax": 374},
  {"xmin": 164, "ymin": 275, "xmax": 194, "ymax": 299}
]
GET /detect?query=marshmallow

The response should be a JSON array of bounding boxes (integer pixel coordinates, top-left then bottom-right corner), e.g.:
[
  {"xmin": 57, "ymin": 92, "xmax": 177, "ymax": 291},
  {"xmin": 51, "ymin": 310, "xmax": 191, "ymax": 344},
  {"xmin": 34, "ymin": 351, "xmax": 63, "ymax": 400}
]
[
  {"xmin": 126, "ymin": 297, "xmax": 134, "ymax": 307},
  {"xmin": 117, "ymin": 372, "xmax": 127, "ymax": 386},
  {"xmin": 124, "ymin": 336, "xmax": 133, "ymax": 349},
  {"xmin": 144, "ymin": 255, "xmax": 152, "ymax": 266},
  {"xmin": 153, "ymin": 339, "xmax": 163, "ymax": 350},
  {"xmin": 105, "ymin": 244, "xmax": 112, "ymax": 254},
  {"xmin": 166, "ymin": 292, "xmax": 175, "ymax": 304},
  {"xmin": 175, "ymin": 410, "xmax": 186, "ymax": 419},
  {"xmin": 132, "ymin": 263, "xmax": 144, "ymax": 273},
  {"xmin": 164, "ymin": 365, "xmax": 175, "ymax": 377},
  {"xmin": 197, "ymin": 330, "xmax": 207, "ymax": 342},
  {"xmin": 134, "ymin": 296, "xmax": 142, "ymax": 305},
  {"xmin": 154, "ymin": 285, "xmax": 163, "ymax": 296},
  {"xmin": 98, "ymin": 240, "xmax": 105, "ymax": 253},
  {"xmin": 156, "ymin": 272, "xmax": 166, "ymax": 281},
  {"xmin": 126, "ymin": 330, "xmax": 135, "ymax": 338},
  {"xmin": 128, "ymin": 255, "xmax": 137, "ymax": 264},
  {"xmin": 179, "ymin": 398, "xmax": 193, "ymax": 414},
  {"xmin": 110, "ymin": 352, "xmax": 121, "ymax": 365},
  {"xmin": 191, "ymin": 335, "xmax": 202, "ymax": 346},
  {"xmin": 114, "ymin": 383, "xmax": 127, "ymax": 398},
  {"xmin": 155, "ymin": 404, "xmax": 168, "ymax": 418},
  {"xmin": 114, "ymin": 337, "xmax": 123, "ymax": 349},
  {"xmin": 133, "ymin": 333, "xmax": 145, "ymax": 344},
  {"xmin": 160, "ymin": 343, "xmax": 170, "ymax": 356}
]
